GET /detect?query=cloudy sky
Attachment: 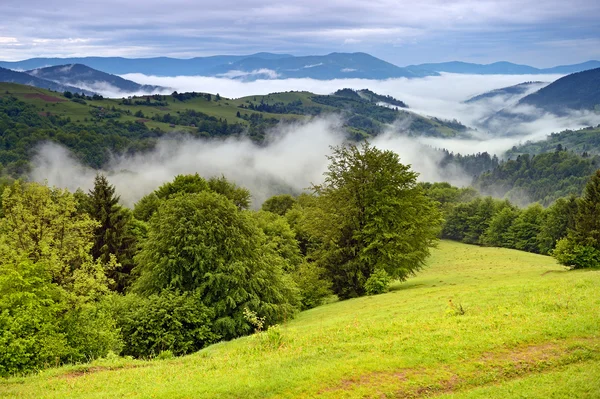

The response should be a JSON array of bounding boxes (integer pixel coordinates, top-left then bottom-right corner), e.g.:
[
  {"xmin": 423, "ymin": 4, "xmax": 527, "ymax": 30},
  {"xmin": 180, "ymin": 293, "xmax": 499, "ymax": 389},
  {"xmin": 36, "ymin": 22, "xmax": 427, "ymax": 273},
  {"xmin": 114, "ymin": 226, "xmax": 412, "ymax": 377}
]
[{"xmin": 1, "ymin": 0, "xmax": 599, "ymax": 66}]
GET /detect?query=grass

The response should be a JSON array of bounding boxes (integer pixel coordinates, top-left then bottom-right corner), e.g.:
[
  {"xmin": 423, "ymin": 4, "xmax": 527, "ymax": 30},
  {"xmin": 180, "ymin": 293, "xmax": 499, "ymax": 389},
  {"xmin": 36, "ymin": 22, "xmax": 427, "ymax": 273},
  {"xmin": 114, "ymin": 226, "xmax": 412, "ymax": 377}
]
[{"xmin": 1, "ymin": 240, "xmax": 599, "ymax": 398}]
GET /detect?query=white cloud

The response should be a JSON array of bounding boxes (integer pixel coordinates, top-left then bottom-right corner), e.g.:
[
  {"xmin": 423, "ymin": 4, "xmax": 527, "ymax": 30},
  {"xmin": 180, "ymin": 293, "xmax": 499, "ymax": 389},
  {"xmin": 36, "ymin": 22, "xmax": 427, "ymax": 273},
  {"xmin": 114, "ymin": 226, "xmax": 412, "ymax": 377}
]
[{"xmin": 216, "ymin": 68, "xmax": 280, "ymax": 79}]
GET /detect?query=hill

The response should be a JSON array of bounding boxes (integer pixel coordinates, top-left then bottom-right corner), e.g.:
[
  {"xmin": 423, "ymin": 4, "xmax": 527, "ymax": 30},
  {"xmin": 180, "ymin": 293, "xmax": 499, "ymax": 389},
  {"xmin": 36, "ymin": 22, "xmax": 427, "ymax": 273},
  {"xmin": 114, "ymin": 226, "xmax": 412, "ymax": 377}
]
[
  {"xmin": 26, "ymin": 64, "xmax": 167, "ymax": 93},
  {"xmin": 409, "ymin": 60, "xmax": 600, "ymax": 75},
  {"xmin": 2, "ymin": 240, "xmax": 598, "ymax": 398},
  {"xmin": 518, "ymin": 67, "xmax": 600, "ymax": 114},
  {"xmin": 0, "ymin": 53, "xmax": 437, "ymax": 80},
  {"xmin": 473, "ymin": 150, "xmax": 599, "ymax": 206},
  {"xmin": 464, "ymin": 81, "xmax": 546, "ymax": 104},
  {"xmin": 0, "ymin": 83, "xmax": 468, "ymax": 173},
  {"xmin": 206, "ymin": 52, "xmax": 435, "ymax": 80},
  {"xmin": 0, "ymin": 66, "xmax": 95, "ymax": 96},
  {"xmin": 506, "ymin": 125, "xmax": 600, "ymax": 157}
]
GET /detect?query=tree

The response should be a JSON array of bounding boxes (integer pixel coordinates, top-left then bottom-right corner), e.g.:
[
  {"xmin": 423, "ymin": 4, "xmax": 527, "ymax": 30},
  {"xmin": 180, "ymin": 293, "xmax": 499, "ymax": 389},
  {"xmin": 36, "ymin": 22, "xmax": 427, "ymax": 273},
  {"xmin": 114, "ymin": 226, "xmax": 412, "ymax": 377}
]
[
  {"xmin": 509, "ymin": 203, "xmax": 545, "ymax": 253},
  {"xmin": 553, "ymin": 170, "xmax": 600, "ymax": 268},
  {"xmin": 307, "ymin": 142, "xmax": 442, "ymax": 298},
  {"xmin": 133, "ymin": 174, "xmax": 250, "ymax": 222},
  {"xmin": 262, "ymin": 194, "xmax": 297, "ymax": 216},
  {"xmin": 0, "ymin": 181, "xmax": 120, "ymax": 375},
  {"xmin": 481, "ymin": 206, "xmax": 520, "ymax": 248},
  {"xmin": 573, "ymin": 169, "xmax": 600, "ymax": 247},
  {"xmin": 537, "ymin": 196, "xmax": 578, "ymax": 254},
  {"xmin": 132, "ymin": 192, "xmax": 298, "ymax": 339},
  {"xmin": 84, "ymin": 174, "xmax": 137, "ymax": 292}
]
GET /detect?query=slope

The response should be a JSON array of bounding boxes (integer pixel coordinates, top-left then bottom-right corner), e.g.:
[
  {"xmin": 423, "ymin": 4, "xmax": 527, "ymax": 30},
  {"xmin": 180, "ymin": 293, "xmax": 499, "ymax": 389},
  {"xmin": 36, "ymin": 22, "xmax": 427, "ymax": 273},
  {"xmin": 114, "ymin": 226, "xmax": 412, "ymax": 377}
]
[
  {"xmin": 464, "ymin": 81, "xmax": 546, "ymax": 104},
  {"xmin": 2, "ymin": 241, "xmax": 598, "ymax": 398},
  {"xmin": 409, "ymin": 60, "xmax": 600, "ymax": 75},
  {"xmin": 27, "ymin": 64, "xmax": 167, "ymax": 93},
  {"xmin": 518, "ymin": 67, "xmax": 600, "ymax": 114},
  {"xmin": 0, "ymin": 67, "xmax": 95, "ymax": 95}
]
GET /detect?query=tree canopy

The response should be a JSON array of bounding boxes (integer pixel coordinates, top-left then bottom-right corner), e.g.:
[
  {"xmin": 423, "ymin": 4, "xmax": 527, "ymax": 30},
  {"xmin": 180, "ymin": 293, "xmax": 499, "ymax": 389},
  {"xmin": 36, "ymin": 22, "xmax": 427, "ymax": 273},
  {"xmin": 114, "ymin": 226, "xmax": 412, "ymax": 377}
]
[{"xmin": 306, "ymin": 142, "xmax": 442, "ymax": 298}]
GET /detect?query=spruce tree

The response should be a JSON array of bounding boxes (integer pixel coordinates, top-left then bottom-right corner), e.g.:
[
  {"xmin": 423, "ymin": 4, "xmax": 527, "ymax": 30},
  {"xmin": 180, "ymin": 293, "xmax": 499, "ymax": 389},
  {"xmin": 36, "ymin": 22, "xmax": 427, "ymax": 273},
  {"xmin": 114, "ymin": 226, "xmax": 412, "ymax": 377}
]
[
  {"xmin": 86, "ymin": 174, "xmax": 136, "ymax": 292},
  {"xmin": 574, "ymin": 169, "xmax": 600, "ymax": 248}
]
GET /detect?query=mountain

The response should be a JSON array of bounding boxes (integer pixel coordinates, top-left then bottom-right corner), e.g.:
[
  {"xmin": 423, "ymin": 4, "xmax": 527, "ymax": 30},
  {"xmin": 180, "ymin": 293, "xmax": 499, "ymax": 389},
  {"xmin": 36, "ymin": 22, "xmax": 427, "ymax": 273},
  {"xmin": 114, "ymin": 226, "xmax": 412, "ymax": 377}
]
[
  {"xmin": 206, "ymin": 52, "xmax": 436, "ymax": 80},
  {"xmin": 27, "ymin": 64, "xmax": 167, "ymax": 93},
  {"xmin": 465, "ymin": 81, "xmax": 547, "ymax": 104},
  {"xmin": 0, "ymin": 66, "xmax": 95, "ymax": 95},
  {"xmin": 518, "ymin": 67, "xmax": 600, "ymax": 114},
  {"xmin": 409, "ymin": 60, "xmax": 600, "ymax": 75},
  {"xmin": 0, "ymin": 53, "xmax": 436, "ymax": 80}
]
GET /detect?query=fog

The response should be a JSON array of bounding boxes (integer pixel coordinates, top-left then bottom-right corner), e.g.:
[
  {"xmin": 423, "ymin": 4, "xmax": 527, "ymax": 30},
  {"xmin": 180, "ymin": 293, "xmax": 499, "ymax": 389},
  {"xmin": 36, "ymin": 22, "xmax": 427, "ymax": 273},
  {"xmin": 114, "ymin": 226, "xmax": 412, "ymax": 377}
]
[
  {"xmin": 30, "ymin": 116, "xmax": 469, "ymax": 207},
  {"xmin": 29, "ymin": 73, "xmax": 600, "ymax": 207}
]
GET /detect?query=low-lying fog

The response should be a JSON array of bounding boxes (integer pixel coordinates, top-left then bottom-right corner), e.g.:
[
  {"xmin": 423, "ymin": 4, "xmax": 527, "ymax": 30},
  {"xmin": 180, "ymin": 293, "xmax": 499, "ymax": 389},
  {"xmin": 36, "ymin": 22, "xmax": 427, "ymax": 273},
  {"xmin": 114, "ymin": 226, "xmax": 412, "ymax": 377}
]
[{"xmin": 30, "ymin": 73, "xmax": 600, "ymax": 207}]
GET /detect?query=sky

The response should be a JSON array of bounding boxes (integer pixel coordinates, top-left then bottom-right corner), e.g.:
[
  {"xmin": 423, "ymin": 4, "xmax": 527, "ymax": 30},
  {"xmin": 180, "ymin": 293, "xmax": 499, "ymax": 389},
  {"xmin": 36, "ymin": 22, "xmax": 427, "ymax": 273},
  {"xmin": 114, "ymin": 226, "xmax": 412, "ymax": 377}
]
[{"xmin": 1, "ymin": 0, "xmax": 599, "ymax": 66}]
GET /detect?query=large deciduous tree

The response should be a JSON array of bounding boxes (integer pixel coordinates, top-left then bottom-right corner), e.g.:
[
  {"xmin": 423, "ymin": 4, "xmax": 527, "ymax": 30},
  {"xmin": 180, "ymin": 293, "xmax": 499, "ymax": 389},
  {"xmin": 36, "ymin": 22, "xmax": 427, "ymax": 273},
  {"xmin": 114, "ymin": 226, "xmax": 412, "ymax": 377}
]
[
  {"xmin": 307, "ymin": 142, "xmax": 442, "ymax": 299},
  {"xmin": 132, "ymin": 191, "xmax": 298, "ymax": 339}
]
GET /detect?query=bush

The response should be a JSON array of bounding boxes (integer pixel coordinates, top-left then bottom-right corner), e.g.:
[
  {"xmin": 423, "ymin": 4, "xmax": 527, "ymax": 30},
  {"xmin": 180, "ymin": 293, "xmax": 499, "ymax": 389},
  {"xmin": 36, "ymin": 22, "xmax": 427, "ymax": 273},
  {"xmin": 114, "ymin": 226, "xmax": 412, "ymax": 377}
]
[
  {"xmin": 113, "ymin": 291, "xmax": 219, "ymax": 358},
  {"xmin": 553, "ymin": 238, "xmax": 600, "ymax": 269},
  {"xmin": 364, "ymin": 269, "xmax": 391, "ymax": 295},
  {"xmin": 293, "ymin": 262, "xmax": 332, "ymax": 309}
]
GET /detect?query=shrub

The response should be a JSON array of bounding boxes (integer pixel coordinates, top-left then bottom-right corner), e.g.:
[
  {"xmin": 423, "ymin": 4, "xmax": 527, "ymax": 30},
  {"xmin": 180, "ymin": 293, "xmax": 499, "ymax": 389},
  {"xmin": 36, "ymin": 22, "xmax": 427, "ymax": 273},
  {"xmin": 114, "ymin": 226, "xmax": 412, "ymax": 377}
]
[
  {"xmin": 293, "ymin": 262, "xmax": 332, "ymax": 309},
  {"xmin": 364, "ymin": 269, "xmax": 391, "ymax": 295},
  {"xmin": 553, "ymin": 238, "xmax": 600, "ymax": 269},
  {"xmin": 113, "ymin": 291, "xmax": 219, "ymax": 358}
]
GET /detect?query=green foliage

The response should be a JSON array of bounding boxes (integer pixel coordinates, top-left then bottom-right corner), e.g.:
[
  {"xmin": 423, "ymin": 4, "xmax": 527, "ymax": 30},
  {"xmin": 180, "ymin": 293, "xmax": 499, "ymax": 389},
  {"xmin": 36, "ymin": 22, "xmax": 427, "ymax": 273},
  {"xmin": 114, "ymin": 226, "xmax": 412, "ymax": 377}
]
[
  {"xmin": 552, "ymin": 170, "xmax": 600, "ymax": 269},
  {"xmin": 537, "ymin": 196, "xmax": 578, "ymax": 254},
  {"xmin": 133, "ymin": 191, "xmax": 298, "ymax": 339},
  {"xmin": 112, "ymin": 292, "xmax": 218, "ymax": 358},
  {"xmin": 207, "ymin": 176, "xmax": 251, "ymax": 210},
  {"xmin": 481, "ymin": 206, "xmax": 520, "ymax": 247},
  {"xmin": 364, "ymin": 269, "xmax": 391, "ymax": 295},
  {"xmin": 0, "ymin": 181, "xmax": 120, "ymax": 376},
  {"xmin": 133, "ymin": 174, "xmax": 250, "ymax": 222},
  {"xmin": 261, "ymin": 194, "xmax": 297, "ymax": 216},
  {"xmin": 475, "ymin": 151, "xmax": 598, "ymax": 206},
  {"xmin": 508, "ymin": 203, "xmax": 545, "ymax": 253},
  {"xmin": 251, "ymin": 211, "xmax": 303, "ymax": 272},
  {"xmin": 553, "ymin": 238, "xmax": 600, "ymax": 269},
  {"xmin": 292, "ymin": 262, "xmax": 332, "ymax": 310},
  {"xmin": 307, "ymin": 142, "xmax": 442, "ymax": 298},
  {"xmin": 84, "ymin": 174, "xmax": 137, "ymax": 292}
]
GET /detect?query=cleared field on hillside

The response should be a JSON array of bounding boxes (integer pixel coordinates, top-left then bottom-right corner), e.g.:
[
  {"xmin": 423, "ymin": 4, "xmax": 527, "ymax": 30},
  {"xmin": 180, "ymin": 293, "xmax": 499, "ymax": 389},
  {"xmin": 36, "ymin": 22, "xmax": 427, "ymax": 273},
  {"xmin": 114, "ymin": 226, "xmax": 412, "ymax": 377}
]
[{"xmin": 1, "ymin": 240, "xmax": 599, "ymax": 398}]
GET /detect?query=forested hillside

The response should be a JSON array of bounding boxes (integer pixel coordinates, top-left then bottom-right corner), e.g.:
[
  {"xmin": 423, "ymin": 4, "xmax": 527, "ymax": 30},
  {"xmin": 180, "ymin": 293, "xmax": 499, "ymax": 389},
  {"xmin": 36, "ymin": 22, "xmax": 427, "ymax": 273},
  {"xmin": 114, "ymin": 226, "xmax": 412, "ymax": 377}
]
[
  {"xmin": 0, "ymin": 83, "xmax": 468, "ymax": 175},
  {"xmin": 473, "ymin": 150, "xmax": 599, "ymax": 206}
]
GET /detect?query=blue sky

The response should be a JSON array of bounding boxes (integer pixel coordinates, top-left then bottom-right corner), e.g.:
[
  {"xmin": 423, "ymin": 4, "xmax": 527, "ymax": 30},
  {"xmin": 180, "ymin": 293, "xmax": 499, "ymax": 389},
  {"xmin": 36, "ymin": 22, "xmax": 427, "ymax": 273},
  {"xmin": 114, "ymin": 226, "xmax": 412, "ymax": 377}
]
[{"xmin": 1, "ymin": 0, "xmax": 599, "ymax": 66}]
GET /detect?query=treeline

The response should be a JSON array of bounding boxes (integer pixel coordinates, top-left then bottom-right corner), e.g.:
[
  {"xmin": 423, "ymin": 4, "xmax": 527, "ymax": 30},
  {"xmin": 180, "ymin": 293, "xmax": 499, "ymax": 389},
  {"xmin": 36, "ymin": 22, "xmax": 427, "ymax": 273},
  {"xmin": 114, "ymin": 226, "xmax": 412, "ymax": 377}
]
[
  {"xmin": 0, "ymin": 143, "xmax": 442, "ymax": 376},
  {"xmin": 506, "ymin": 125, "xmax": 600, "ymax": 157},
  {"xmin": 474, "ymin": 150, "xmax": 599, "ymax": 206},
  {"xmin": 0, "ymin": 96, "xmax": 163, "ymax": 172},
  {"xmin": 424, "ymin": 174, "xmax": 600, "ymax": 267}
]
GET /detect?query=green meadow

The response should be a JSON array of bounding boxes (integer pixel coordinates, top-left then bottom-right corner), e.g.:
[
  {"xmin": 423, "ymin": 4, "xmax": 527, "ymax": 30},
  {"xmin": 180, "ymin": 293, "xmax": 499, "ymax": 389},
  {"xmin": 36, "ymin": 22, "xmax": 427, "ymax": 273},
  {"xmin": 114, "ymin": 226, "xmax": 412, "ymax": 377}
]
[{"xmin": 1, "ymin": 240, "xmax": 599, "ymax": 398}]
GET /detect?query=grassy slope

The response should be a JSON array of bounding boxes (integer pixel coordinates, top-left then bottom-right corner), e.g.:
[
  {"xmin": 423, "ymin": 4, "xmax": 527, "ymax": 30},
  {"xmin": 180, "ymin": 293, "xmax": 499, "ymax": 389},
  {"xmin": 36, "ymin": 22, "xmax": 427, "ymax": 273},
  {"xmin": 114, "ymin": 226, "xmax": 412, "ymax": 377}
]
[{"xmin": 2, "ymin": 241, "xmax": 599, "ymax": 398}]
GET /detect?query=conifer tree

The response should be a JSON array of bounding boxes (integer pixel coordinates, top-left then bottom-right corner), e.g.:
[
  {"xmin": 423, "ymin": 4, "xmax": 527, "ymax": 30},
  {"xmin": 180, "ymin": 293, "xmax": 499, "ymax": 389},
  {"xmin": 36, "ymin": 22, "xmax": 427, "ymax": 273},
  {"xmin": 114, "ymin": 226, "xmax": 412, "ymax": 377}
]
[{"xmin": 86, "ymin": 174, "xmax": 137, "ymax": 291}]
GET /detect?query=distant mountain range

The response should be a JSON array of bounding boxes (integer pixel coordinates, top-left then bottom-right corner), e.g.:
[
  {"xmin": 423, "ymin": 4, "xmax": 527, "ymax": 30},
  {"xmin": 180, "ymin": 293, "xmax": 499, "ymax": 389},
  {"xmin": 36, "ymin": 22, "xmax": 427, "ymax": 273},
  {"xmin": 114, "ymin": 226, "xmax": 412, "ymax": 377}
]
[
  {"xmin": 0, "ymin": 52, "xmax": 437, "ymax": 80},
  {"xmin": 27, "ymin": 64, "xmax": 166, "ymax": 93},
  {"xmin": 1, "ymin": 52, "xmax": 599, "ymax": 80},
  {"xmin": 0, "ymin": 66, "xmax": 96, "ymax": 96},
  {"xmin": 408, "ymin": 60, "xmax": 600, "ymax": 75}
]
